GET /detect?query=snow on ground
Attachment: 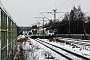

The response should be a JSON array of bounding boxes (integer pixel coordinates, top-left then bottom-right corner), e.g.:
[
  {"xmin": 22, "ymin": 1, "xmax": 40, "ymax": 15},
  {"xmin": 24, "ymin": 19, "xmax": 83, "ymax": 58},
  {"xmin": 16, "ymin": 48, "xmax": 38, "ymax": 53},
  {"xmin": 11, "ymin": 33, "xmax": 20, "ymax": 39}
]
[
  {"xmin": 27, "ymin": 38, "xmax": 67, "ymax": 60},
  {"xmin": 16, "ymin": 36, "xmax": 90, "ymax": 60},
  {"xmin": 16, "ymin": 38, "xmax": 67, "ymax": 60},
  {"xmin": 39, "ymin": 38, "xmax": 90, "ymax": 58}
]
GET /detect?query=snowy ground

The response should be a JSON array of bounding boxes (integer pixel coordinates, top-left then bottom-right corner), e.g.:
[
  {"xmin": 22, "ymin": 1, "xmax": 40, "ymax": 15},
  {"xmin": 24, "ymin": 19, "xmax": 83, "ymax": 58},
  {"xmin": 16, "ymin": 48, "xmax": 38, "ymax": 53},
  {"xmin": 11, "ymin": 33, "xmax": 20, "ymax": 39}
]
[
  {"xmin": 15, "ymin": 36, "xmax": 90, "ymax": 60},
  {"xmin": 38, "ymin": 38, "xmax": 90, "ymax": 58},
  {"xmin": 15, "ymin": 38, "xmax": 67, "ymax": 60}
]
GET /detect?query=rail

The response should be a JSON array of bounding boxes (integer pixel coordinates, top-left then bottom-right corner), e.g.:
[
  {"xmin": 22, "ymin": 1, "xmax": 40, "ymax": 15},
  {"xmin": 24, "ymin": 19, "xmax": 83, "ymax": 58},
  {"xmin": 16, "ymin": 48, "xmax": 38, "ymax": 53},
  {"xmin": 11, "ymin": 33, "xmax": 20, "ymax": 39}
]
[{"xmin": 34, "ymin": 39, "xmax": 90, "ymax": 60}]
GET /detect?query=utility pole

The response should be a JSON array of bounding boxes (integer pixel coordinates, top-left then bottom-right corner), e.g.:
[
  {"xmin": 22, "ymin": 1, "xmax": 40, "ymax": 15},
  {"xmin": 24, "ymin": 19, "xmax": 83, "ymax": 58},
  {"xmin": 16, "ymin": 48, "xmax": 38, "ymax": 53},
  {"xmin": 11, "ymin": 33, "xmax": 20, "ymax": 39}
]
[
  {"xmin": 42, "ymin": 18, "xmax": 45, "ymax": 34},
  {"xmin": 83, "ymin": 20, "xmax": 87, "ymax": 39},
  {"xmin": 37, "ymin": 22, "xmax": 40, "ymax": 27},
  {"xmin": 69, "ymin": 18, "xmax": 70, "ymax": 38},
  {"xmin": 53, "ymin": 9, "xmax": 57, "ymax": 23},
  {"xmin": 53, "ymin": 9, "xmax": 57, "ymax": 29},
  {"xmin": 34, "ymin": 17, "xmax": 45, "ymax": 35}
]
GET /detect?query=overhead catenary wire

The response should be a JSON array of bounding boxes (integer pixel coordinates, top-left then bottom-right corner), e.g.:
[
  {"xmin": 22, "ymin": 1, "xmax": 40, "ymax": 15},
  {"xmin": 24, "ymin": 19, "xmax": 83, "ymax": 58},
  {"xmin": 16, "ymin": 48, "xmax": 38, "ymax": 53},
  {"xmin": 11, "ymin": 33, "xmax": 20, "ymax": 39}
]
[
  {"xmin": 41, "ymin": 0, "xmax": 79, "ymax": 25},
  {"xmin": 46, "ymin": 0, "xmax": 59, "ymax": 11},
  {"xmin": 56, "ymin": 0, "xmax": 70, "ymax": 9},
  {"xmin": 57, "ymin": 0, "xmax": 77, "ymax": 11},
  {"xmin": 42, "ymin": 0, "xmax": 70, "ymax": 22},
  {"xmin": 57, "ymin": 14, "xmax": 66, "ymax": 20},
  {"xmin": 59, "ymin": 0, "xmax": 79, "ymax": 12},
  {"xmin": 44, "ymin": 0, "xmax": 59, "ymax": 20},
  {"xmin": 46, "ymin": 0, "xmax": 77, "ymax": 20},
  {"xmin": 55, "ymin": 0, "xmax": 79, "ymax": 21},
  {"xmin": 39, "ymin": 13, "xmax": 50, "ymax": 21}
]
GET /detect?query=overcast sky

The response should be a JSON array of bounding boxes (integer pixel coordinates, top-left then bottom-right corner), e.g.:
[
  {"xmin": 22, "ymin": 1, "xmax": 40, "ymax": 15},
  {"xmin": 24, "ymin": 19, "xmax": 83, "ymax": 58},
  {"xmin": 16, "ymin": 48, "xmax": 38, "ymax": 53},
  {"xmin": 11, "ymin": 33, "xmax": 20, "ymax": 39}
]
[{"xmin": 1, "ymin": 0, "xmax": 90, "ymax": 26}]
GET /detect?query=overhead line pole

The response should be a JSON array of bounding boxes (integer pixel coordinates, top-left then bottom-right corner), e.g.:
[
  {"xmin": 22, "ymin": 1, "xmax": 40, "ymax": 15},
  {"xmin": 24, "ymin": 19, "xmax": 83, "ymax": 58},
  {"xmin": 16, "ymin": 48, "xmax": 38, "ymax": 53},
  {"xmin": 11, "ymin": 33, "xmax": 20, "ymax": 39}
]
[
  {"xmin": 34, "ymin": 17, "xmax": 45, "ymax": 35},
  {"xmin": 53, "ymin": 9, "xmax": 57, "ymax": 24},
  {"xmin": 40, "ymin": 13, "xmax": 50, "ymax": 21}
]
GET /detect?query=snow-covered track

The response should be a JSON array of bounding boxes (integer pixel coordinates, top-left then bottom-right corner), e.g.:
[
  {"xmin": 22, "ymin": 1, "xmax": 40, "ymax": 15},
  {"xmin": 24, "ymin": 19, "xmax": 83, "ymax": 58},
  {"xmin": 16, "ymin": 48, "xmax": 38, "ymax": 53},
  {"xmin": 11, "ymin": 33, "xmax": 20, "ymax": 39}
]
[{"xmin": 34, "ymin": 39, "xmax": 90, "ymax": 60}]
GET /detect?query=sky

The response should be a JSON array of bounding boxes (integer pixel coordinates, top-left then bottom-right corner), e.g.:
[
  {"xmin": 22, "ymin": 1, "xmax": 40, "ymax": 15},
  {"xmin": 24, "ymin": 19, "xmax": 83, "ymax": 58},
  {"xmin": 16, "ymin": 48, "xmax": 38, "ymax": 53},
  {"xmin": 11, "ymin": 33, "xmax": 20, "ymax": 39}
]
[{"xmin": 1, "ymin": 0, "xmax": 90, "ymax": 26}]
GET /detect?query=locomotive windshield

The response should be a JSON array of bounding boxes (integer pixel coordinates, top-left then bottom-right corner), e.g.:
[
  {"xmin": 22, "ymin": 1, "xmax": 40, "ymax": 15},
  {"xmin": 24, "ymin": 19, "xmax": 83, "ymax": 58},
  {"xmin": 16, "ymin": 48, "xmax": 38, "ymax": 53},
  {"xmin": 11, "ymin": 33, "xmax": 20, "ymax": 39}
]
[
  {"xmin": 32, "ymin": 29, "xmax": 37, "ymax": 34},
  {"xmin": 49, "ymin": 30, "xmax": 53, "ymax": 33}
]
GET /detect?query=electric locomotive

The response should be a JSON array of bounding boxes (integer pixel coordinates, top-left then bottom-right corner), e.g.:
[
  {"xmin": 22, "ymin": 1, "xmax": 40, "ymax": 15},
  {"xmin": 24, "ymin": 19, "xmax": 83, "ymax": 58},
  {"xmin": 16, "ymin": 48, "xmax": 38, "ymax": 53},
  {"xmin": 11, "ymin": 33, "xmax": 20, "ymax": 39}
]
[
  {"xmin": 30, "ymin": 28, "xmax": 54, "ymax": 39},
  {"xmin": 30, "ymin": 29, "xmax": 39, "ymax": 39}
]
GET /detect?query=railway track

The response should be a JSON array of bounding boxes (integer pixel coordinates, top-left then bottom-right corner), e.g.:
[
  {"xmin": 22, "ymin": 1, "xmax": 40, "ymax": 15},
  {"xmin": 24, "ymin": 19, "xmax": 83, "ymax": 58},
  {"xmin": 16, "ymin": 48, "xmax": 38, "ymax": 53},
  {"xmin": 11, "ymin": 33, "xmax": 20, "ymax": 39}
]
[{"xmin": 34, "ymin": 38, "xmax": 90, "ymax": 60}]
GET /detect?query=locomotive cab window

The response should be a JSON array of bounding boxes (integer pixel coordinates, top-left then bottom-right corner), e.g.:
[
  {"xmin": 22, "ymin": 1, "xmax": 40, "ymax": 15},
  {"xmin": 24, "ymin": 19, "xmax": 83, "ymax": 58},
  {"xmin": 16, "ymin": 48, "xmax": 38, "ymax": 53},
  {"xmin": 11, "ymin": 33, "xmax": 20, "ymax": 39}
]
[
  {"xmin": 49, "ymin": 30, "xmax": 53, "ymax": 33},
  {"xmin": 32, "ymin": 29, "xmax": 37, "ymax": 34}
]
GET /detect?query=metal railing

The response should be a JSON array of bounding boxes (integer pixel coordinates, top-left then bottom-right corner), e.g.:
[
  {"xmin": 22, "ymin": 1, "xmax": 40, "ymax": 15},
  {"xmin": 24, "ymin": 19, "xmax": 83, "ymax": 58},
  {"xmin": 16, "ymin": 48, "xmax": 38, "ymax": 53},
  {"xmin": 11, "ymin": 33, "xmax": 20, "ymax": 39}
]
[{"xmin": 0, "ymin": 3, "xmax": 17, "ymax": 60}]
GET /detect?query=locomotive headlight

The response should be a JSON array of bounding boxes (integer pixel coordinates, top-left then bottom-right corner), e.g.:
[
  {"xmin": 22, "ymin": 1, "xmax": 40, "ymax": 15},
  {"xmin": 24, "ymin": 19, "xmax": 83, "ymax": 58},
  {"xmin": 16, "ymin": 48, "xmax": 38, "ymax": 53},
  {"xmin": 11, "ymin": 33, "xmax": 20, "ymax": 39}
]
[{"xmin": 34, "ymin": 29, "xmax": 36, "ymax": 31}]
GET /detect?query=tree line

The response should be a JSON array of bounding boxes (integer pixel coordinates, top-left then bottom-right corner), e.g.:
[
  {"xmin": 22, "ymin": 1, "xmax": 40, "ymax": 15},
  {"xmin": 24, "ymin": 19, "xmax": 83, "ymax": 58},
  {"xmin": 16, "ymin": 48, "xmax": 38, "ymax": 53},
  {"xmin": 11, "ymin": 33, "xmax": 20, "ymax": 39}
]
[{"xmin": 45, "ymin": 6, "xmax": 90, "ymax": 34}]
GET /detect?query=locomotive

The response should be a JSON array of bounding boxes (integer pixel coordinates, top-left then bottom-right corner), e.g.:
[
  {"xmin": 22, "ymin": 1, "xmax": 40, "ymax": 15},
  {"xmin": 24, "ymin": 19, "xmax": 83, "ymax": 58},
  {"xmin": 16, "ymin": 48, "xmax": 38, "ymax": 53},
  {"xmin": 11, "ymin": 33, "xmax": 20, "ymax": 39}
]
[{"xmin": 30, "ymin": 28, "xmax": 54, "ymax": 39}]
